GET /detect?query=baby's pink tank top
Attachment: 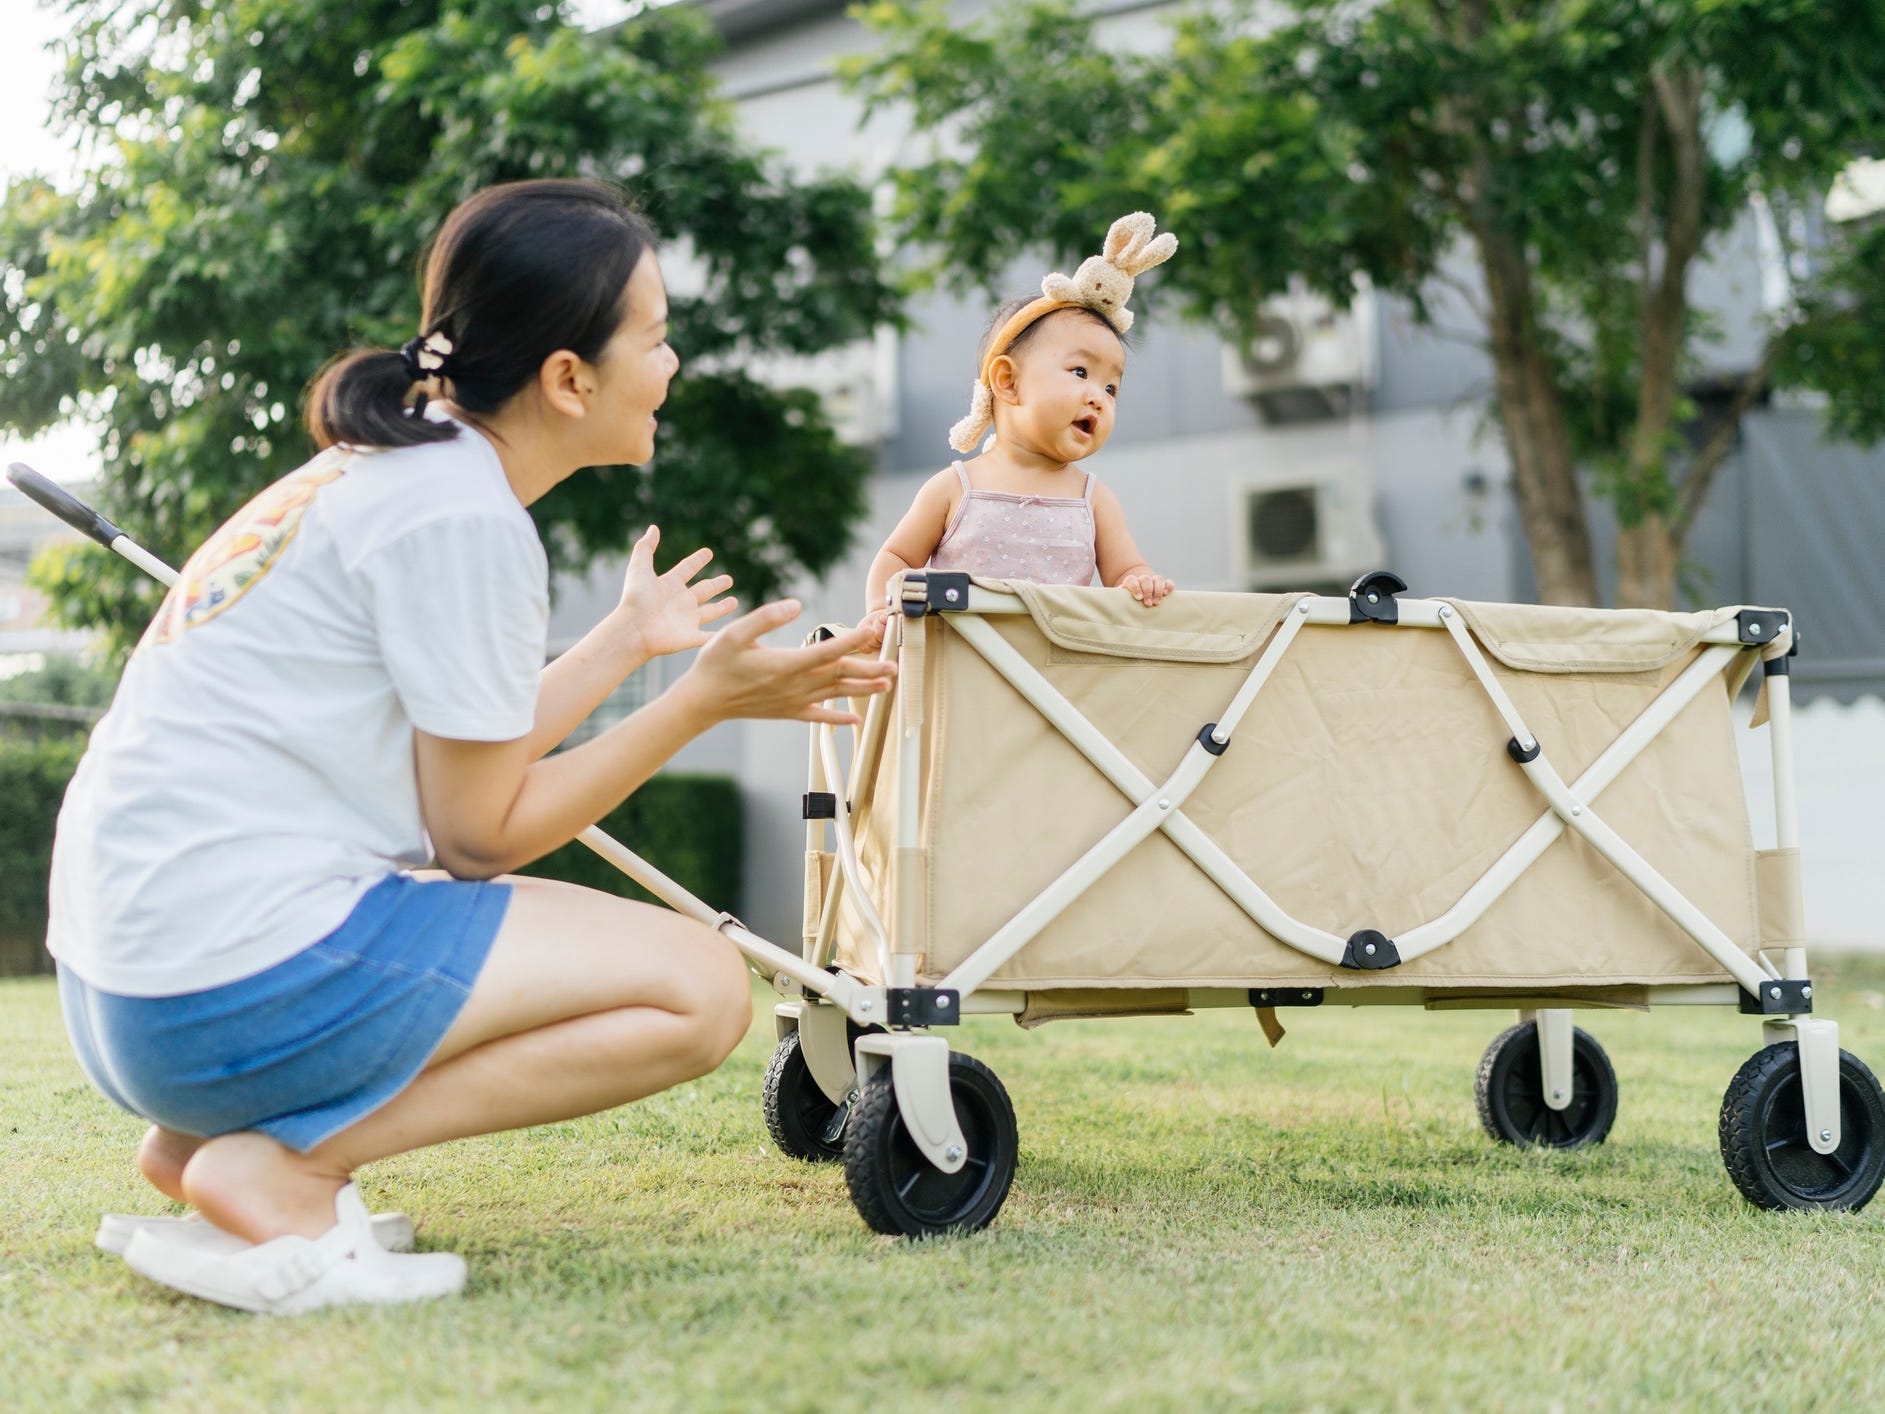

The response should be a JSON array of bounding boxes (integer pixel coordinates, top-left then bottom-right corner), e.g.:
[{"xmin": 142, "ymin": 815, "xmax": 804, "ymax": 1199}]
[{"xmin": 927, "ymin": 461, "xmax": 1098, "ymax": 586}]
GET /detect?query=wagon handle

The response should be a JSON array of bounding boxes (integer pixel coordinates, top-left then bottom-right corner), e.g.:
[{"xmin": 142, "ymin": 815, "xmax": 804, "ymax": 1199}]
[
  {"xmin": 7, "ymin": 462, "xmax": 126, "ymax": 548},
  {"xmin": 6, "ymin": 462, "xmax": 179, "ymax": 588}
]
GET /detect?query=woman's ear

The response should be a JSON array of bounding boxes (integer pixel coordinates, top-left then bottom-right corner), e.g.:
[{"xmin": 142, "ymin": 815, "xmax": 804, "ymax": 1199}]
[
  {"xmin": 537, "ymin": 349, "xmax": 592, "ymax": 419},
  {"xmin": 987, "ymin": 353, "xmax": 1023, "ymax": 405}
]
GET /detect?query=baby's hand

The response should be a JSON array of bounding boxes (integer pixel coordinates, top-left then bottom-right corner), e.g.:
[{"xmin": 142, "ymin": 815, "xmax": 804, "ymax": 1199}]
[
  {"xmin": 1121, "ymin": 571, "xmax": 1174, "ymax": 607},
  {"xmin": 859, "ymin": 606, "xmax": 891, "ymax": 646}
]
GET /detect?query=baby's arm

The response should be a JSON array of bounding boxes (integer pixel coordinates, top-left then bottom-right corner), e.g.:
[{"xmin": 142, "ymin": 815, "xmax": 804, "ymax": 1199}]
[
  {"xmin": 864, "ymin": 470, "xmax": 959, "ymax": 620},
  {"xmin": 1093, "ymin": 483, "xmax": 1174, "ymax": 606}
]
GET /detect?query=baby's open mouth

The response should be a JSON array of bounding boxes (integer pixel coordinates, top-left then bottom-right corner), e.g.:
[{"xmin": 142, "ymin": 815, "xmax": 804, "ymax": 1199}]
[{"xmin": 1072, "ymin": 416, "xmax": 1096, "ymax": 435}]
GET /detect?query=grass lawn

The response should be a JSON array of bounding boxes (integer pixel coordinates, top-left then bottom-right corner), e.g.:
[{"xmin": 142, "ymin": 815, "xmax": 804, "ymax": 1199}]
[{"xmin": 7, "ymin": 960, "xmax": 1885, "ymax": 1412}]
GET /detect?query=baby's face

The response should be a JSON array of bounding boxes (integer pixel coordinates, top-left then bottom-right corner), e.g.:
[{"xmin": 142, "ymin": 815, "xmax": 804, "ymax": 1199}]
[{"xmin": 1004, "ymin": 312, "xmax": 1125, "ymax": 463}]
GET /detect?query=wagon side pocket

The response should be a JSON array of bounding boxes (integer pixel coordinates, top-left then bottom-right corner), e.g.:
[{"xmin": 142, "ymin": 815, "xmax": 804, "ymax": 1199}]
[
  {"xmin": 803, "ymin": 849, "xmax": 832, "ymax": 944},
  {"xmin": 1755, "ymin": 847, "xmax": 1805, "ymax": 949}
]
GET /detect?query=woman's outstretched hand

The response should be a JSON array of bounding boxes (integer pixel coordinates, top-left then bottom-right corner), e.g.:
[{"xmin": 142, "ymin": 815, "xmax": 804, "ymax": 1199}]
[
  {"xmin": 674, "ymin": 600, "xmax": 895, "ymax": 727},
  {"xmin": 616, "ymin": 525, "xmax": 738, "ymax": 660}
]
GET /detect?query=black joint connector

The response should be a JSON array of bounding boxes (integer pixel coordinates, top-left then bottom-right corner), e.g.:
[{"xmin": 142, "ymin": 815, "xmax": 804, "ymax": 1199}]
[
  {"xmin": 1736, "ymin": 609, "xmax": 1790, "ymax": 646},
  {"xmin": 1198, "ymin": 723, "xmax": 1229, "ymax": 756},
  {"xmin": 926, "ymin": 571, "xmax": 972, "ymax": 614},
  {"xmin": 801, "ymin": 792, "xmax": 838, "ymax": 820},
  {"xmin": 1763, "ymin": 655, "xmax": 1791, "ymax": 677},
  {"xmin": 1348, "ymin": 570, "xmax": 1408, "ymax": 625},
  {"xmin": 885, "ymin": 987, "xmax": 962, "ymax": 1027},
  {"xmin": 1249, "ymin": 987, "xmax": 1324, "ymax": 1008},
  {"xmin": 1339, "ymin": 929, "xmax": 1401, "ymax": 971},
  {"xmin": 1739, "ymin": 979, "xmax": 1814, "ymax": 1015},
  {"xmin": 1507, "ymin": 736, "xmax": 1541, "ymax": 764}
]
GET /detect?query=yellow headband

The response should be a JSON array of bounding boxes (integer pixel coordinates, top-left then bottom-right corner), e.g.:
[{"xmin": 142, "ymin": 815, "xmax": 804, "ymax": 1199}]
[
  {"xmin": 977, "ymin": 297, "xmax": 1081, "ymax": 386},
  {"xmin": 946, "ymin": 298, "xmax": 1081, "ymax": 455}
]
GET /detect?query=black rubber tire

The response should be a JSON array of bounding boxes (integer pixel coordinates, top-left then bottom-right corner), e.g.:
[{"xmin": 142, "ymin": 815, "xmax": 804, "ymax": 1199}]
[
  {"xmin": 843, "ymin": 1052, "xmax": 1017, "ymax": 1238},
  {"xmin": 1474, "ymin": 1020, "xmax": 1618, "ymax": 1149},
  {"xmin": 761, "ymin": 1030, "xmax": 849, "ymax": 1163},
  {"xmin": 1719, "ymin": 1043, "xmax": 1885, "ymax": 1212}
]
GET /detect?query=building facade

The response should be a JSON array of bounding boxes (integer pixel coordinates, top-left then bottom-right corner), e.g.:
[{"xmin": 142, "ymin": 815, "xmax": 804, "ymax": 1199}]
[{"xmin": 677, "ymin": 0, "xmax": 1885, "ymax": 946}]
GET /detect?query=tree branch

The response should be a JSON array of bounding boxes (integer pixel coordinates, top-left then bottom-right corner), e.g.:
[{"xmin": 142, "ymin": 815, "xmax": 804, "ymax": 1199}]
[
  {"xmin": 1672, "ymin": 337, "xmax": 1784, "ymax": 539},
  {"xmin": 1627, "ymin": 66, "xmax": 1707, "ymax": 485},
  {"xmin": 1635, "ymin": 87, "xmax": 1658, "ymax": 332}
]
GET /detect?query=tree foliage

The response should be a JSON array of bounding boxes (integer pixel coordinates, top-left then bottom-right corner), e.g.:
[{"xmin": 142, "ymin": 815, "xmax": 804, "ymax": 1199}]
[
  {"xmin": 2, "ymin": 0, "xmax": 901, "ymax": 650},
  {"xmin": 846, "ymin": 0, "xmax": 1885, "ymax": 607}
]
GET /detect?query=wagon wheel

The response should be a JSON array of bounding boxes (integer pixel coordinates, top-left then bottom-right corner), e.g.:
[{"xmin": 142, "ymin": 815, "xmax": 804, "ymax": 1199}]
[
  {"xmin": 844, "ymin": 1052, "xmax": 1017, "ymax": 1237},
  {"xmin": 1474, "ymin": 1021, "xmax": 1618, "ymax": 1150},
  {"xmin": 760, "ymin": 1023, "xmax": 883, "ymax": 1163},
  {"xmin": 1719, "ymin": 1043, "xmax": 1885, "ymax": 1212}
]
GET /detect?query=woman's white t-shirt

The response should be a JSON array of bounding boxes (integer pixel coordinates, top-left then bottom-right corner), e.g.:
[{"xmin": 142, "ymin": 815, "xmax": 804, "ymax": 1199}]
[{"xmin": 47, "ymin": 417, "xmax": 549, "ymax": 997}]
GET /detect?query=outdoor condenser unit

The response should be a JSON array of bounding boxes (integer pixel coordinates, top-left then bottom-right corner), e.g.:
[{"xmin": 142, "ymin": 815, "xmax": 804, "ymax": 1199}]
[
  {"xmin": 1231, "ymin": 462, "xmax": 1386, "ymax": 594},
  {"xmin": 1221, "ymin": 277, "xmax": 1378, "ymax": 418}
]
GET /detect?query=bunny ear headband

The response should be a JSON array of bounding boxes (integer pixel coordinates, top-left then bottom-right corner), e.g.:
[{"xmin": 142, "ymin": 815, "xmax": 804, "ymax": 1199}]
[{"xmin": 946, "ymin": 211, "xmax": 1179, "ymax": 455}]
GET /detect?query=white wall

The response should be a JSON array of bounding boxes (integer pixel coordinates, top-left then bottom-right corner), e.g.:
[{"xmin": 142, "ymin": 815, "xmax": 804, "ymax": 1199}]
[{"xmin": 1737, "ymin": 694, "xmax": 1885, "ymax": 950}]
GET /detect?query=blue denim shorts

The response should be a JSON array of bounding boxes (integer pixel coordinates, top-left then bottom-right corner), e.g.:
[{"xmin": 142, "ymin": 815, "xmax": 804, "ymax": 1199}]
[{"xmin": 58, "ymin": 873, "xmax": 510, "ymax": 1154}]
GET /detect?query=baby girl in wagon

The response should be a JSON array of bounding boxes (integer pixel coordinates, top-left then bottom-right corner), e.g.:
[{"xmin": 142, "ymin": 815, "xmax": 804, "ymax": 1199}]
[{"xmin": 864, "ymin": 213, "xmax": 1178, "ymax": 620}]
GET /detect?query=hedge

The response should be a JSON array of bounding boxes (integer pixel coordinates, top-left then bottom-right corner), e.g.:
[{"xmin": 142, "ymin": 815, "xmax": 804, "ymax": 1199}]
[
  {"xmin": 0, "ymin": 732, "xmax": 741, "ymax": 977},
  {"xmin": 0, "ymin": 731, "xmax": 86, "ymax": 976},
  {"xmin": 515, "ymin": 775, "xmax": 744, "ymax": 914}
]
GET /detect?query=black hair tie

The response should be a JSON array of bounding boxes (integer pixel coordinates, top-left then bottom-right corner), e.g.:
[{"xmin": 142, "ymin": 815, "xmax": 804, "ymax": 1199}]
[
  {"xmin": 399, "ymin": 336, "xmax": 429, "ymax": 384},
  {"xmin": 400, "ymin": 331, "xmax": 456, "ymax": 418},
  {"xmin": 400, "ymin": 331, "xmax": 456, "ymax": 382}
]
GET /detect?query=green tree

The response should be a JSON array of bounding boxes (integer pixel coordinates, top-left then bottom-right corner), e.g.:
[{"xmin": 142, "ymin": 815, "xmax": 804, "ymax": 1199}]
[
  {"xmin": 847, "ymin": 0, "xmax": 1885, "ymax": 608},
  {"xmin": 2, "ymin": 0, "xmax": 901, "ymax": 650}
]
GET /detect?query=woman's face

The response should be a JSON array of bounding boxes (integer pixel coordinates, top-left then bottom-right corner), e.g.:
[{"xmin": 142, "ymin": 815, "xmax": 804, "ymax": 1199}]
[{"xmin": 588, "ymin": 249, "xmax": 680, "ymax": 466}]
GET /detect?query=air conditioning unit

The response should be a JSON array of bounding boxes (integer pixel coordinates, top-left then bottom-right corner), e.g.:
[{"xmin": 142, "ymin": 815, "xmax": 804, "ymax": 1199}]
[
  {"xmin": 1231, "ymin": 462, "xmax": 1386, "ymax": 593},
  {"xmin": 748, "ymin": 328, "xmax": 900, "ymax": 447},
  {"xmin": 1222, "ymin": 278, "xmax": 1377, "ymax": 417}
]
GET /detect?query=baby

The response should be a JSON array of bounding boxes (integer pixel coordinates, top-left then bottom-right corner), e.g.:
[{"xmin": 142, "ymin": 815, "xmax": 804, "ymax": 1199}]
[{"xmin": 865, "ymin": 213, "xmax": 1177, "ymax": 621}]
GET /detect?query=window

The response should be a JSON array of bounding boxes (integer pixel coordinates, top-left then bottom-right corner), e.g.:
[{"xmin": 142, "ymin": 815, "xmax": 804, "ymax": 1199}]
[{"xmin": 556, "ymin": 660, "xmax": 662, "ymax": 751}]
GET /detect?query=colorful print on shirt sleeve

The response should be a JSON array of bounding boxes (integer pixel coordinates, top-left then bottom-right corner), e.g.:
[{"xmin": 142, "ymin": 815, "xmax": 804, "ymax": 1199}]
[{"xmin": 142, "ymin": 454, "xmax": 347, "ymax": 648}]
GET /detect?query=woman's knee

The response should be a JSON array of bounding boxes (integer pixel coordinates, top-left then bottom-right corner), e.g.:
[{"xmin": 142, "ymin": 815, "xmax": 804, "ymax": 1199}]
[{"xmin": 682, "ymin": 931, "xmax": 753, "ymax": 1066}]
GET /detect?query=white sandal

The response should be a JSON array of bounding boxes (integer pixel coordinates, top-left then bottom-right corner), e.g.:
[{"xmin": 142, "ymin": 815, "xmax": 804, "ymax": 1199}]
[
  {"xmin": 122, "ymin": 1183, "xmax": 464, "ymax": 1315},
  {"xmin": 97, "ymin": 1207, "xmax": 414, "ymax": 1257}
]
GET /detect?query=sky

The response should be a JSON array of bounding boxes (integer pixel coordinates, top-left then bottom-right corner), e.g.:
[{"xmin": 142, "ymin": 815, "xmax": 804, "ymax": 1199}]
[{"xmin": 1, "ymin": 1, "xmax": 96, "ymax": 486}]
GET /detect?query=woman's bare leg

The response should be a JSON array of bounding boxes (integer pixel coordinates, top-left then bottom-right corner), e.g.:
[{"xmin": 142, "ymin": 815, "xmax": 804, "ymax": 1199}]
[{"xmin": 179, "ymin": 877, "xmax": 753, "ymax": 1243}]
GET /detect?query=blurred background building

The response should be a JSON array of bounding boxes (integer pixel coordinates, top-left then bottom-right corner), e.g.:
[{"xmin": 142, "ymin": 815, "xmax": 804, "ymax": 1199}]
[
  {"xmin": 6, "ymin": 0, "xmax": 1879, "ymax": 949},
  {"xmin": 674, "ymin": 0, "xmax": 1885, "ymax": 945}
]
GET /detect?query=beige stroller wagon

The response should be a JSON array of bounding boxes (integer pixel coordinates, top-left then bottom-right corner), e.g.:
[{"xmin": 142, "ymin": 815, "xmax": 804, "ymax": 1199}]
[
  {"xmin": 13, "ymin": 462, "xmax": 1881, "ymax": 1239},
  {"xmin": 743, "ymin": 569, "xmax": 1885, "ymax": 1235}
]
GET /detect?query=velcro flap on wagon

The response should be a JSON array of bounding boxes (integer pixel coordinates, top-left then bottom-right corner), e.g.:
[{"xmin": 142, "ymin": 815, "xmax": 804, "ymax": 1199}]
[
  {"xmin": 1001, "ymin": 580, "xmax": 1306, "ymax": 663},
  {"xmin": 1441, "ymin": 600, "xmax": 1790, "ymax": 674}
]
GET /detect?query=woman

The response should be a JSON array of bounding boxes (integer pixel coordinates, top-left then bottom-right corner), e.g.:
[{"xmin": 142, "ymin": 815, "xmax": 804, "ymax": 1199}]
[{"xmin": 47, "ymin": 179, "xmax": 894, "ymax": 1314}]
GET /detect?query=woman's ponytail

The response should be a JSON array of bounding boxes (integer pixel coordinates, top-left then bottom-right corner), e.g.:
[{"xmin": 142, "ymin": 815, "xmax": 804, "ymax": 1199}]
[{"xmin": 305, "ymin": 348, "xmax": 457, "ymax": 450}]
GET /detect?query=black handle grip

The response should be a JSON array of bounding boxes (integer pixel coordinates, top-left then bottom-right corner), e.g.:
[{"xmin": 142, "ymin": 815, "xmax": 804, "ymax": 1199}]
[{"xmin": 6, "ymin": 462, "xmax": 124, "ymax": 548}]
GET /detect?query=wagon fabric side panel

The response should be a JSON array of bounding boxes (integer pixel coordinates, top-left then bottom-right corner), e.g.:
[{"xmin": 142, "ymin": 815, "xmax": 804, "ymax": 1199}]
[{"xmin": 835, "ymin": 588, "xmax": 1759, "ymax": 992}]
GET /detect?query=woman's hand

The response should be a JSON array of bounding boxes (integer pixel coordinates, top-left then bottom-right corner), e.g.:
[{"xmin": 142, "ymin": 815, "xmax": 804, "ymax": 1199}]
[
  {"xmin": 615, "ymin": 525, "xmax": 737, "ymax": 660},
  {"xmin": 673, "ymin": 600, "xmax": 896, "ymax": 727}
]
